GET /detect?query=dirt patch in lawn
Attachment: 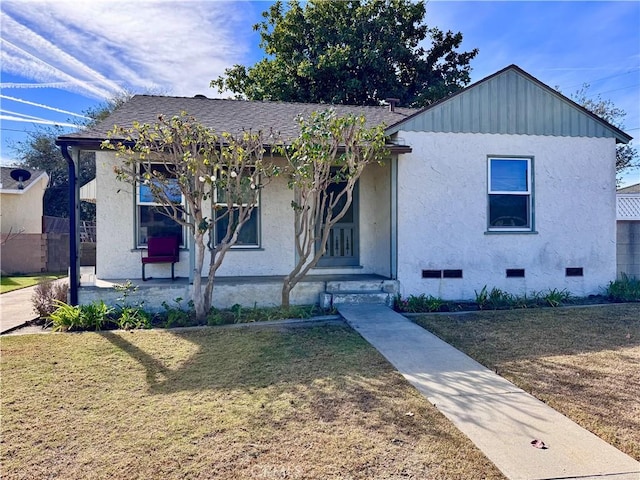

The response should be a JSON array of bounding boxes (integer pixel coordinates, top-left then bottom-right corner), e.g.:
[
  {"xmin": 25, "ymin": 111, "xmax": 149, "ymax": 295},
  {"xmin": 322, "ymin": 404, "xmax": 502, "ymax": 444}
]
[
  {"xmin": 1, "ymin": 324, "xmax": 504, "ymax": 479},
  {"xmin": 413, "ymin": 303, "xmax": 640, "ymax": 461}
]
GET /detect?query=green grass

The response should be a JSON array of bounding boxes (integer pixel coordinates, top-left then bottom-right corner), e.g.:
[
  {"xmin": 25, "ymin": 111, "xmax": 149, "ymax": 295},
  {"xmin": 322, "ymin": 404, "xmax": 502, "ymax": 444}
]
[
  {"xmin": 0, "ymin": 274, "xmax": 65, "ymax": 294},
  {"xmin": 1, "ymin": 324, "xmax": 504, "ymax": 479},
  {"xmin": 413, "ymin": 304, "xmax": 640, "ymax": 460}
]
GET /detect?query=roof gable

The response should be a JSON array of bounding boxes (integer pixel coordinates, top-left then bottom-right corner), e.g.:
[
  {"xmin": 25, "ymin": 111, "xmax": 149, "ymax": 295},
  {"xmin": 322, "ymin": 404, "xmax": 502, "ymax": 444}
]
[
  {"xmin": 387, "ymin": 65, "xmax": 632, "ymax": 144},
  {"xmin": 0, "ymin": 167, "xmax": 48, "ymax": 194}
]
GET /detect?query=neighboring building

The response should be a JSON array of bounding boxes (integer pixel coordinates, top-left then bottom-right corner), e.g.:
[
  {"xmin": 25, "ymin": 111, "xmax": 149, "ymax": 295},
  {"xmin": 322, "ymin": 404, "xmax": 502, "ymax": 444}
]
[
  {"xmin": 56, "ymin": 65, "xmax": 632, "ymax": 309},
  {"xmin": 617, "ymin": 182, "xmax": 640, "ymax": 278},
  {"xmin": 0, "ymin": 166, "xmax": 49, "ymax": 273}
]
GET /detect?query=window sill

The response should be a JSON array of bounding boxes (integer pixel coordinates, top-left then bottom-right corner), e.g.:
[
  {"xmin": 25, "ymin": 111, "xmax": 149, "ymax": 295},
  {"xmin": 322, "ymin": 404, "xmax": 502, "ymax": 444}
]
[
  {"xmin": 484, "ymin": 230, "xmax": 538, "ymax": 235},
  {"xmin": 131, "ymin": 247, "xmax": 189, "ymax": 252}
]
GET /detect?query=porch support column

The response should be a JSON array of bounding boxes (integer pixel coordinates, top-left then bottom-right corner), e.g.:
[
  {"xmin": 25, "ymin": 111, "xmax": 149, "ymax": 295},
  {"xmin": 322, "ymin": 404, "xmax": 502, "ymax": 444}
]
[
  {"xmin": 390, "ymin": 155, "xmax": 398, "ymax": 280},
  {"xmin": 60, "ymin": 143, "xmax": 80, "ymax": 305}
]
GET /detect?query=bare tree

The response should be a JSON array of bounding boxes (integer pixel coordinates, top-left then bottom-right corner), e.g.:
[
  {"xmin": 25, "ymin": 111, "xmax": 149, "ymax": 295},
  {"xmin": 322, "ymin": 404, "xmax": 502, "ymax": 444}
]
[
  {"xmin": 276, "ymin": 110, "xmax": 388, "ymax": 308},
  {"xmin": 103, "ymin": 113, "xmax": 277, "ymax": 320},
  {"xmin": 569, "ymin": 84, "xmax": 638, "ymax": 182}
]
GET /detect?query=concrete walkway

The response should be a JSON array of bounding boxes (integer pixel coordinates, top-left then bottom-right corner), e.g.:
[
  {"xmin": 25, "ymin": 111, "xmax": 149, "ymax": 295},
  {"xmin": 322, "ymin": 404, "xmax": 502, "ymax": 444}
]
[
  {"xmin": 338, "ymin": 304, "xmax": 640, "ymax": 480},
  {"xmin": 0, "ymin": 285, "xmax": 40, "ymax": 334}
]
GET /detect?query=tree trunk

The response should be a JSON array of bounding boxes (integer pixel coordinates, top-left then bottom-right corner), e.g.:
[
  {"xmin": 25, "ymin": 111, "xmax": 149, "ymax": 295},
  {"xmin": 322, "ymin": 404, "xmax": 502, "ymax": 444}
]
[
  {"xmin": 281, "ymin": 277, "xmax": 293, "ymax": 309},
  {"xmin": 191, "ymin": 233, "xmax": 207, "ymax": 321}
]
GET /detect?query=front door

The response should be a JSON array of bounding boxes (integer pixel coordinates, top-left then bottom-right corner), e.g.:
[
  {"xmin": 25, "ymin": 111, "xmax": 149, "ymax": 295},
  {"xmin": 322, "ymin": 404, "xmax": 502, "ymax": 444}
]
[{"xmin": 317, "ymin": 181, "xmax": 359, "ymax": 267}]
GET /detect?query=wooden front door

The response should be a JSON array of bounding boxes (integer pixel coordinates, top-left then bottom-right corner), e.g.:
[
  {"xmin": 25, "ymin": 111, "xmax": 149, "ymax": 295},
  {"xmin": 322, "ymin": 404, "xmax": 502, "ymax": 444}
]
[{"xmin": 317, "ymin": 181, "xmax": 359, "ymax": 267}]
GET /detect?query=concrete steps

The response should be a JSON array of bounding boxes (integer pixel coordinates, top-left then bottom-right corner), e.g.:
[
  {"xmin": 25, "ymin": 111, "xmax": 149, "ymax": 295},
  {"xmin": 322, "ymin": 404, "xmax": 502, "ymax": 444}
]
[{"xmin": 320, "ymin": 279, "xmax": 398, "ymax": 308}]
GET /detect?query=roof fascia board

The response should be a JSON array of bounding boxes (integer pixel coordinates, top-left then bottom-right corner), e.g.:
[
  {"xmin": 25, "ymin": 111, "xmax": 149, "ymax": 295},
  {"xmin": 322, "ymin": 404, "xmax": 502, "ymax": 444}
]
[
  {"xmin": 56, "ymin": 137, "xmax": 413, "ymax": 155},
  {"xmin": 0, "ymin": 171, "xmax": 49, "ymax": 194}
]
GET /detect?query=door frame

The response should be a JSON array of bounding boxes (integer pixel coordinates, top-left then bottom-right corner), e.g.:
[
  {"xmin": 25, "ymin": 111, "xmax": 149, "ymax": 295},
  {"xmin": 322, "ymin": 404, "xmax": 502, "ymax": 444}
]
[{"xmin": 316, "ymin": 181, "xmax": 360, "ymax": 267}]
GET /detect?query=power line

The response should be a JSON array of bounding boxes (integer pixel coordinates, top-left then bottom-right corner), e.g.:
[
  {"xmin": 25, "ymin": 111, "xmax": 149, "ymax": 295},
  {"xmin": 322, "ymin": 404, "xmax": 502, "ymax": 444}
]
[
  {"xmin": 563, "ymin": 67, "xmax": 640, "ymax": 90},
  {"xmin": 594, "ymin": 84, "xmax": 640, "ymax": 96}
]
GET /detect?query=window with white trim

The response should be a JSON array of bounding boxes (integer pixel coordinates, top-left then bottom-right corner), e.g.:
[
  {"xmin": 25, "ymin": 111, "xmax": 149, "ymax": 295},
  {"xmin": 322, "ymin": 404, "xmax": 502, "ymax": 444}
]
[
  {"xmin": 136, "ymin": 164, "xmax": 185, "ymax": 247},
  {"xmin": 488, "ymin": 157, "xmax": 532, "ymax": 231},
  {"xmin": 214, "ymin": 170, "xmax": 260, "ymax": 247}
]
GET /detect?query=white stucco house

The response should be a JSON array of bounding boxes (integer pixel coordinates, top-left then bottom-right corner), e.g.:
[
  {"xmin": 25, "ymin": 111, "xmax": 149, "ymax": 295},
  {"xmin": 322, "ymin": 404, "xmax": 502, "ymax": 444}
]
[
  {"xmin": 0, "ymin": 166, "xmax": 50, "ymax": 274},
  {"xmin": 56, "ymin": 65, "xmax": 632, "ymax": 309}
]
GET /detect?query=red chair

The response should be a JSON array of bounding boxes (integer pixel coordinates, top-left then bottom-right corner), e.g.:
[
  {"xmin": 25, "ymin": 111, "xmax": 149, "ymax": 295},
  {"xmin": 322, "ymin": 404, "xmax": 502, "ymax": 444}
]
[{"xmin": 141, "ymin": 236, "xmax": 179, "ymax": 281}]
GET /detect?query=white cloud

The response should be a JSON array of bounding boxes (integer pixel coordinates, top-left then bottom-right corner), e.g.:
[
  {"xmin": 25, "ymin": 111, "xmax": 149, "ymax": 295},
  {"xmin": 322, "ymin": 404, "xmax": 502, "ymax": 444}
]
[{"xmin": 0, "ymin": 0, "xmax": 257, "ymax": 99}]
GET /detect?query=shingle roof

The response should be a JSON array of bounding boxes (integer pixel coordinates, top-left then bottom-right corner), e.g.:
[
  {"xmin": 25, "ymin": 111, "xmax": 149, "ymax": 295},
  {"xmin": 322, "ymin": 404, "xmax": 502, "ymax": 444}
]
[
  {"xmin": 617, "ymin": 183, "xmax": 640, "ymax": 194},
  {"xmin": 58, "ymin": 96, "xmax": 419, "ymax": 146},
  {"xmin": 0, "ymin": 166, "xmax": 47, "ymax": 192}
]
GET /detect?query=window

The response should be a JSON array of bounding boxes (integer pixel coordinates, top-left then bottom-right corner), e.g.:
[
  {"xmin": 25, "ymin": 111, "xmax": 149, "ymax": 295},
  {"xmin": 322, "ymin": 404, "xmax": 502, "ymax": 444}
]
[
  {"xmin": 488, "ymin": 157, "xmax": 533, "ymax": 231},
  {"xmin": 137, "ymin": 164, "xmax": 185, "ymax": 247},
  {"xmin": 214, "ymin": 171, "xmax": 260, "ymax": 247}
]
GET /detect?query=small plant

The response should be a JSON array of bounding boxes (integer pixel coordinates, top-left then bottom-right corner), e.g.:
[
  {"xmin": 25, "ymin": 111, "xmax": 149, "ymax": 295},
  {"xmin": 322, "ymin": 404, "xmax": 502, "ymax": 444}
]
[
  {"xmin": 32, "ymin": 279, "xmax": 69, "ymax": 320},
  {"xmin": 46, "ymin": 300, "xmax": 83, "ymax": 332},
  {"xmin": 46, "ymin": 300, "xmax": 112, "ymax": 331},
  {"xmin": 474, "ymin": 286, "xmax": 489, "ymax": 310},
  {"xmin": 606, "ymin": 274, "xmax": 640, "ymax": 302},
  {"xmin": 540, "ymin": 288, "xmax": 572, "ymax": 307},
  {"xmin": 116, "ymin": 306, "xmax": 151, "ymax": 330},
  {"xmin": 81, "ymin": 300, "xmax": 114, "ymax": 330},
  {"xmin": 474, "ymin": 286, "xmax": 518, "ymax": 310},
  {"xmin": 487, "ymin": 287, "xmax": 517, "ymax": 309},
  {"xmin": 161, "ymin": 297, "xmax": 195, "ymax": 328},
  {"xmin": 113, "ymin": 280, "xmax": 153, "ymax": 329},
  {"xmin": 393, "ymin": 294, "xmax": 445, "ymax": 313},
  {"xmin": 230, "ymin": 303, "xmax": 243, "ymax": 323},
  {"xmin": 114, "ymin": 280, "xmax": 145, "ymax": 309}
]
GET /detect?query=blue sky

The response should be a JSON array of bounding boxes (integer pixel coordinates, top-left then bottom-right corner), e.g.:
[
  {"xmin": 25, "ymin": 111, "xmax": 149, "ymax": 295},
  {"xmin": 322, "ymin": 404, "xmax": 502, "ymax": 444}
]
[{"xmin": 1, "ymin": 0, "xmax": 639, "ymax": 185}]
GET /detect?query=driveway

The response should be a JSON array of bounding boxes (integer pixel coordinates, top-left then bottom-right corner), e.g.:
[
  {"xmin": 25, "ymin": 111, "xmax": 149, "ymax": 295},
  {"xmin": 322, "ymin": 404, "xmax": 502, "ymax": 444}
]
[{"xmin": 1, "ymin": 285, "xmax": 41, "ymax": 333}]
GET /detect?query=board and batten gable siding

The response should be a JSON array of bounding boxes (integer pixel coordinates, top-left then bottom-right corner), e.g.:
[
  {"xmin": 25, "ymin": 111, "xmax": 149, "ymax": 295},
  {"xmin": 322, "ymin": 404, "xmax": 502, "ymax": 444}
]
[
  {"xmin": 395, "ymin": 132, "xmax": 617, "ymax": 300},
  {"xmin": 387, "ymin": 67, "xmax": 629, "ymax": 141}
]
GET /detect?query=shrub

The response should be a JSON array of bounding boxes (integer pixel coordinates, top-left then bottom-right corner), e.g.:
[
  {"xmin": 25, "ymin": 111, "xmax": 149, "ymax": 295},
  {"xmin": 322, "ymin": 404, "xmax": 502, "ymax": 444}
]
[
  {"xmin": 32, "ymin": 280, "xmax": 69, "ymax": 320},
  {"xmin": 46, "ymin": 300, "xmax": 83, "ymax": 332},
  {"xmin": 80, "ymin": 300, "xmax": 114, "ymax": 330},
  {"xmin": 116, "ymin": 306, "xmax": 151, "ymax": 330},
  {"xmin": 161, "ymin": 298, "xmax": 196, "ymax": 328},
  {"xmin": 394, "ymin": 294, "xmax": 445, "ymax": 313},
  {"xmin": 606, "ymin": 274, "xmax": 640, "ymax": 302},
  {"xmin": 539, "ymin": 288, "xmax": 572, "ymax": 307},
  {"xmin": 47, "ymin": 300, "xmax": 115, "ymax": 332},
  {"xmin": 486, "ymin": 287, "xmax": 516, "ymax": 309}
]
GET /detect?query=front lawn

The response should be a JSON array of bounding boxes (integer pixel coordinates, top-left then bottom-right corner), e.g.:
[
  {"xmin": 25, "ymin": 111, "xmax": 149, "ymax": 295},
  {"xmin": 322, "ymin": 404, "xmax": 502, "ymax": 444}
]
[
  {"xmin": 413, "ymin": 304, "xmax": 640, "ymax": 460},
  {"xmin": 0, "ymin": 274, "xmax": 65, "ymax": 294},
  {"xmin": 1, "ymin": 324, "xmax": 503, "ymax": 479}
]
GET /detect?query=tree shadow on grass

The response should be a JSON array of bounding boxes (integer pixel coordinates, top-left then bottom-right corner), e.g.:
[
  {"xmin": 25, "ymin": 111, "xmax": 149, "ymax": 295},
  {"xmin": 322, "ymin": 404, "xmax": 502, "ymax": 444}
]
[{"xmin": 98, "ymin": 324, "xmax": 394, "ymax": 393}]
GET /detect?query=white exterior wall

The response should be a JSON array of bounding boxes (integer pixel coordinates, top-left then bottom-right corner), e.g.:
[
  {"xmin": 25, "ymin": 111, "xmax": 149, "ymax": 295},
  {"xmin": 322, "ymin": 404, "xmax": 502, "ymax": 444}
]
[
  {"xmin": 358, "ymin": 161, "xmax": 391, "ymax": 277},
  {"xmin": 396, "ymin": 132, "xmax": 617, "ymax": 300},
  {"xmin": 95, "ymin": 151, "xmax": 391, "ymax": 282},
  {"xmin": 0, "ymin": 174, "xmax": 48, "ymax": 234}
]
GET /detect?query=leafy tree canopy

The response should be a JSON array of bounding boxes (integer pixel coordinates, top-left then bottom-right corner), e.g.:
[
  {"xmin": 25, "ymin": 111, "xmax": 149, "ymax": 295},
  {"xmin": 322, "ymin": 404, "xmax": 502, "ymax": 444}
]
[
  {"xmin": 212, "ymin": 0, "xmax": 478, "ymax": 107},
  {"xmin": 10, "ymin": 92, "xmax": 133, "ymax": 219}
]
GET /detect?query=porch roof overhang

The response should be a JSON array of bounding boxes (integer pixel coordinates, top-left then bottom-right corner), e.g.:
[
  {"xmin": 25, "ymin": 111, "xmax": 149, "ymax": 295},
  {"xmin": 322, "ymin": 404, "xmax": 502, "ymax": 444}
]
[{"xmin": 55, "ymin": 136, "xmax": 412, "ymax": 155}]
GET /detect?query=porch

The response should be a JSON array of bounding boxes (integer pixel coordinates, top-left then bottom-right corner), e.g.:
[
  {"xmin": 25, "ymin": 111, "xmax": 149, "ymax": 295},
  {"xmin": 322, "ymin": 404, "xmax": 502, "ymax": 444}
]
[{"xmin": 78, "ymin": 269, "xmax": 398, "ymax": 311}]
